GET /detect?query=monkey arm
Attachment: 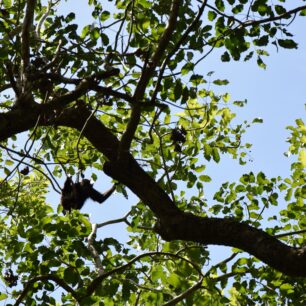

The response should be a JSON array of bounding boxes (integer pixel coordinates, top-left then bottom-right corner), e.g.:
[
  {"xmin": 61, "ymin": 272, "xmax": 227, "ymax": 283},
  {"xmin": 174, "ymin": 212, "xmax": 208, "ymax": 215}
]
[{"xmin": 88, "ymin": 184, "xmax": 117, "ymax": 204}]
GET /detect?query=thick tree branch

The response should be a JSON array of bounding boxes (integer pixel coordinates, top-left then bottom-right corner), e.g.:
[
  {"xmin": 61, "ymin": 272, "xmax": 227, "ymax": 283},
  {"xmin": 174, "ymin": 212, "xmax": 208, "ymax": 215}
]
[
  {"xmin": 59, "ymin": 109, "xmax": 306, "ymax": 277},
  {"xmin": 1, "ymin": 106, "xmax": 306, "ymax": 277},
  {"xmin": 151, "ymin": 0, "xmax": 207, "ymax": 104},
  {"xmin": 19, "ymin": 0, "xmax": 36, "ymax": 99},
  {"xmin": 118, "ymin": 0, "xmax": 181, "ymax": 157},
  {"xmin": 0, "ymin": 107, "xmax": 40, "ymax": 142},
  {"xmin": 154, "ymin": 213, "xmax": 306, "ymax": 277},
  {"xmin": 21, "ymin": 0, "xmax": 36, "ymax": 71},
  {"xmin": 53, "ymin": 106, "xmax": 179, "ymax": 218},
  {"xmin": 150, "ymin": 0, "xmax": 182, "ymax": 67},
  {"xmin": 48, "ymin": 79, "xmax": 92, "ymax": 109}
]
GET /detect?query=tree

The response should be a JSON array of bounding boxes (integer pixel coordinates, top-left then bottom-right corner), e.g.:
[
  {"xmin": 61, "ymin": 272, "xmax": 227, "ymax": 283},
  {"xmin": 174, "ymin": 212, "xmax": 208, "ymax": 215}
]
[{"xmin": 0, "ymin": 0, "xmax": 305, "ymax": 304}]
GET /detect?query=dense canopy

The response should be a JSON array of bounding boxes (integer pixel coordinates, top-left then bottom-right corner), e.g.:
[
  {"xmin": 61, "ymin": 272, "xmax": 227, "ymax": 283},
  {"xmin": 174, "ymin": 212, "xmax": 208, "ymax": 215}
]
[{"xmin": 0, "ymin": 0, "xmax": 305, "ymax": 305}]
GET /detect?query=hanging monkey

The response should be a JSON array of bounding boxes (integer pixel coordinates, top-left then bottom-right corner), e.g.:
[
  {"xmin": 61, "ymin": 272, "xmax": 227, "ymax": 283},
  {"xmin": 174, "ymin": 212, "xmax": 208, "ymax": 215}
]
[{"xmin": 60, "ymin": 177, "xmax": 117, "ymax": 214}]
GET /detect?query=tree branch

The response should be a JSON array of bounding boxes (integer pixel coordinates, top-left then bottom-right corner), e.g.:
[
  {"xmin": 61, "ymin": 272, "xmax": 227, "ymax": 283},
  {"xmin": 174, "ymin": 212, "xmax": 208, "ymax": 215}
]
[
  {"xmin": 97, "ymin": 211, "xmax": 131, "ymax": 228},
  {"xmin": 88, "ymin": 223, "xmax": 104, "ymax": 275},
  {"xmin": 274, "ymin": 229, "xmax": 306, "ymax": 238},
  {"xmin": 21, "ymin": 0, "xmax": 36, "ymax": 67},
  {"xmin": 118, "ymin": 0, "xmax": 182, "ymax": 158},
  {"xmin": 46, "ymin": 69, "xmax": 120, "ymax": 109},
  {"xmin": 206, "ymin": 3, "xmax": 244, "ymax": 26},
  {"xmin": 84, "ymin": 251, "xmax": 202, "ymax": 299},
  {"xmin": 21, "ymin": 0, "xmax": 36, "ymax": 89},
  {"xmin": 1, "ymin": 105, "xmax": 306, "ymax": 277},
  {"xmin": 14, "ymin": 274, "xmax": 78, "ymax": 306},
  {"xmin": 204, "ymin": 3, "xmax": 306, "ymax": 29},
  {"xmin": 151, "ymin": 0, "xmax": 207, "ymax": 104},
  {"xmin": 163, "ymin": 276, "xmax": 203, "ymax": 306},
  {"xmin": 0, "ymin": 107, "xmax": 40, "ymax": 142},
  {"xmin": 154, "ymin": 213, "xmax": 306, "ymax": 277},
  {"xmin": 243, "ymin": 5, "xmax": 306, "ymax": 28}
]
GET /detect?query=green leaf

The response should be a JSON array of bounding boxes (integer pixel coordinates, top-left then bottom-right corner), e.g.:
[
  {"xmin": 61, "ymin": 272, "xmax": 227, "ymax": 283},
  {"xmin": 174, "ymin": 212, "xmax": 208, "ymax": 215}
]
[
  {"xmin": 296, "ymin": 119, "xmax": 304, "ymax": 126},
  {"xmin": 168, "ymin": 273, "xmax": 181, "ymax": 287},
  {"xmin": 221, "ymin": 51, "xmax": 230, "ymax": 62},
  {"xmin": 5, "ymin": 159, "xmax": 14, "ymax": 166},
  {"xmin": 300, "ymin": 8, "xmax": 306, "ymax": 16},
  {"xmin": 212, "ymin": 147, "xmax": 220, "ymax": 163},
  {"xmin": 181, "ymin": 62, "xmax": 194, "ymax": 75},
  {"xmin": 215, "ymin": 0, "xmax": 225, "ymax": 12},
  {"xmin": 298, "ymin": 150, "xmax": 306, "ymax": 168},
  {"xmin": 208, "ymin": 11, "xmax": 217, "ymax": 21},
  {"xmin": 222, "ymin": 93, "xmax": 230, "ymax": 102},
  {"xmin": 204, "ymin": 144, "xmax": 212, "ymax": 161},
  {"xmin": 199, "ymin": 175, "xmax": 212, "ymax": 182},
  {"xmin": 174, "ymin": 80, "xmax": 182, "ymax": 100},
  {"xmin": 252, "ymin": 117, "xmax": 263, "ymax": 124},
  {"xmin": 257, "ymin": 56, "xmax": 266, "ymax": 69},
  {"xmin": 138, "ymin": 0, "xmax": 152, "ymax": 9},
  {"xmin": 254, "ymin": 35, "xmax": 269, "ymax": 47},
  {"xmin": 80, "ymin": 25, "xmax": 90, "ymax": 39},
  {"xmin": 213, "ymin": 79, "xmax": 229, "ymax": 86},
  {"xmin": 151, "ymin": 266, "xmax": 164, "ymax": 282},
  {"xmin": 257, "ymin": 4, "xmax": 268, "ymax": 16},
  {"xmin": 100, "ymin": 11, "xmax": 111, "ymax": 21},
  {"xmin": 0, "ymin": 48, "xmax": 8, "ymax": 60},
  {"xmin": 2, "ymin": 0, "xmax": 11, "ymax": 8},
  {"xmin": 232, "ymin": 4, "xmax": 243, "ymax": 14},
  {"xmin": 275, "ymin": 5, "xmax": 286, "ymax": 15},
  {"xmin": 278, "ymin": 39, "xmax": 298, "ymax": 49},
  {"xmin": 0, "ymin": 293, "xmax": 7, "ymax": 301},
  {"xmin": 91, "ymin": 28, "xmax": 100, "ymax": 40},
  {"xmin": 195, "ymin": 165, "xmax": 205, "ymax": 172},
  {"xmin": 64, "ymin": 267, "xmax": 80, "ymax": 286}
]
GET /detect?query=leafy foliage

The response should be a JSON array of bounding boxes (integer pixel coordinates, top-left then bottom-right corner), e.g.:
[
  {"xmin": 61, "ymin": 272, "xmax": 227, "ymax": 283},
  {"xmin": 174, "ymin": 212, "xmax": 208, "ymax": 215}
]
[{"xmin": 0, "ymin": 0, "xmax": 305, "ymax": 305}]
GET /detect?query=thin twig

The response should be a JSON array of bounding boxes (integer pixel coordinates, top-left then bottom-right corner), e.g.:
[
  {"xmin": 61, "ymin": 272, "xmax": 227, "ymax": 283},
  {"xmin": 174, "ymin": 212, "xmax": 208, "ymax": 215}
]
[
  {"xmin": 14, "ymin": 274, "xmax": 78, "ymax": 306},
  {"xmin": 274, "ymin": 229, "xmax": 306, "ymax": 238},
  {"xmin": 97, "ymin": 211, "xmax": 131, "ymax": 228},
  {"xmin": 75, "ymin": 101, "xmax": 100, "ymax": 170},
  {"xmin": 243, "ymin": 5, "xmax": 306, "ymax": 28},
  {"xmin": 3, "ymin": 147, "xmax": 61, "ymax": 193},
  {"xmin": 85, "ymin": 250, "xmax": 203, "ymax": 298},
  {"xmin": 35, "ymin": 0, "xmax": 60, "ymax": 41},
  {"xmin": 162, "ymin": 276, "xmax": 204, "ymax": 306}
]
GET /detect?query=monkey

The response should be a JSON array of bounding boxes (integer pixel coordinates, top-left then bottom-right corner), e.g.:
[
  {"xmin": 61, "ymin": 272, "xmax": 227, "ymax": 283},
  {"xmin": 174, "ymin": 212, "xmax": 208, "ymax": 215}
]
[
  {"xmin": 60, "ymin": 177, "xmax": 117, "ymax": 214},
  {"xmin": 170, "ymin": 126, "xmax": 187, "ymax": 152},
  {"xmin": 3, "ymin": 269, "xmax": 18, "ymax": 288},
  {"xmin": 20, "ymin": 166, "xmax": 30, "ymax": 175}
]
